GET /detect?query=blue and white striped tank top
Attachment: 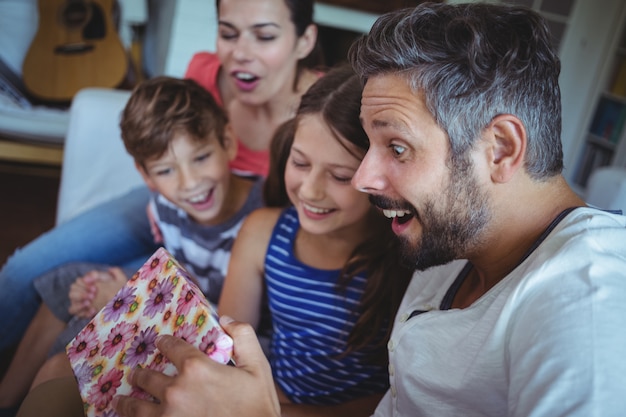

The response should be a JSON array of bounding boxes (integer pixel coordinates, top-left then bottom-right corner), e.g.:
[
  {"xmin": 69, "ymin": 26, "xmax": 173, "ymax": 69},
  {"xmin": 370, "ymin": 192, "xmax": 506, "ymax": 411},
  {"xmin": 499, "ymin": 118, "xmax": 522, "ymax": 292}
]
[{"xmin": 265, "ymin": 206, "xmax": 389, "ymax": 405}]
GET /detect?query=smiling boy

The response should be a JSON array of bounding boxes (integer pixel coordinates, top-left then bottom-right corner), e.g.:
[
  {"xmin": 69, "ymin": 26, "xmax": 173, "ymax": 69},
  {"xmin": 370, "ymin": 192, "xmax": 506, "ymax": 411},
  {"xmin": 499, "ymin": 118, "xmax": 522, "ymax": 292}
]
[
  {"xmin": 0, "ymin": 77, "xmax": 265, "ymax": 408},
  {"xmin": 121, "ymin": 76, "xmax": 264, "ymax": 304}
]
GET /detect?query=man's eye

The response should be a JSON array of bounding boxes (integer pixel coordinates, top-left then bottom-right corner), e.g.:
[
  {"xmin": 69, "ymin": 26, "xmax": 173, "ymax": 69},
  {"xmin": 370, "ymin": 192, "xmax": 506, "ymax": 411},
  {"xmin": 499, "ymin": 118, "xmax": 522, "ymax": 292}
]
[
  {"xmin": 155, "ymin": 168, "xmax": 172, "ymax": 176},
  {"xmin": 391, "ymin": 144, "xmax": 406, "ymax": 156}
]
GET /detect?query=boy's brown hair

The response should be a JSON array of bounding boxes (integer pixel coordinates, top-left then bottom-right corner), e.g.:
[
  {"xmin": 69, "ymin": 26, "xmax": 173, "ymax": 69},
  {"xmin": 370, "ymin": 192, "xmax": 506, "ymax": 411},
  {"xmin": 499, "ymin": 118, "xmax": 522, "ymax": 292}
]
[{"xmin": 120, "ymin": 76, "xmax": 228, "ymax": 167}]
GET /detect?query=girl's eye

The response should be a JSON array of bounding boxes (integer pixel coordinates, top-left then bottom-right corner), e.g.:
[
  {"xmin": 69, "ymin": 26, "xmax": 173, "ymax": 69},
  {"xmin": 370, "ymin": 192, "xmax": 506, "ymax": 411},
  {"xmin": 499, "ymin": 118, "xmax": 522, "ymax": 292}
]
[
  {"xmin": 329, "ymin": 172, "xmax": 352, "ymax": 184},
  {"xmin": 332, "ymin": 174, "xmax": 352, "ymax": 184},
  {"xmin": 391, "ymin": 144, "xmax": 406, "ymax": 157},
  {"xmin": 290, "ymin": 158, "xmax": 308, "ymax": 168}
]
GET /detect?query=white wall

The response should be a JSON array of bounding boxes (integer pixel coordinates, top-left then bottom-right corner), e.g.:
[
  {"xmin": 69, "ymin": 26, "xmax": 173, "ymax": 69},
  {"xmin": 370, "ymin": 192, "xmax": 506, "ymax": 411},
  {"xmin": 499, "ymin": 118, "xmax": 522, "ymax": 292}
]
[
  {"xmin": 162, "ymin": 0, "xmax": 217, "ymax": 77},
  {"xmin": 559, "ymin": 0, "xmax": 626, "ymax": 183}
]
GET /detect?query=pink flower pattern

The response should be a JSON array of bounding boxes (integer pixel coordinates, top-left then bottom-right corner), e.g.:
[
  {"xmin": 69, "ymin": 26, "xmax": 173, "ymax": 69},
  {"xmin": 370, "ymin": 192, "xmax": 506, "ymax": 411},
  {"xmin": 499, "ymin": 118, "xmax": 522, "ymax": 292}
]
[
  {"xmin": 173, "ymin": 322, "xmax": 198, "ymax": 345},
  {"xmin": 66, "ymin": 248, "xmax": 233, "ymax": 417},
  {"xmin": 124, "ymin": 325, "xmax": 158, "ymax": 368},
  {"xmin": 87, "ymin": 368, "xmax": 123, "ymax": 412},
  {"xmin": 175, "ymin": 284, "xmax": 196, "ymax": 317},
  {"xmin": 102, "ymin": 285, "xmax": 137, "ymax": 322},
  {"xmin": 147, "ymin": 352, "xmax": 169, "ymax": 373},
  {"xmin": 73, "ymin": 360, "xmax": 95, "ymax": 392},
  {"xmin": 144, "ymin": 279, "xmax": 175, "ymax": 319},
  {"xmin": 200, "ymin": 327, "xmax": 235, "ymax": 364},
  {"xmin": 67, "ymin": 327, "xmax": 99, "ymax": 361},
  {"xmin": 101, "ymin": 322, "xmax": 136, "ymax": 358}
]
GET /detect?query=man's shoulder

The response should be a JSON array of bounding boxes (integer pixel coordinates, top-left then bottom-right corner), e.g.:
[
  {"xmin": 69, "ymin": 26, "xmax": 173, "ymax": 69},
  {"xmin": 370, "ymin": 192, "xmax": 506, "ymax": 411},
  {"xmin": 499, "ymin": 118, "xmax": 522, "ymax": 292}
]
[
  {"xmin": 513, "ymin": 207, "xmax": 626, "ymax": 293},
  {"xmin": 566, "ymin": 206, "xmax": 626, "ymax": 225},
  {"xmin": 552, "ymin": 207, "xmax": 626, "ymax": 253}
]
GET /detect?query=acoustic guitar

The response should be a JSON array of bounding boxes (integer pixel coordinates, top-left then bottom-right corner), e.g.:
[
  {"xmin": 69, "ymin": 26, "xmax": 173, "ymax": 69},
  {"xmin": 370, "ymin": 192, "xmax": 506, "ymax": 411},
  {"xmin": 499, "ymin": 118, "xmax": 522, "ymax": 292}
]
[{"xmin": 22, "ymin": 0, "xmax": 128, "ymax": 102}]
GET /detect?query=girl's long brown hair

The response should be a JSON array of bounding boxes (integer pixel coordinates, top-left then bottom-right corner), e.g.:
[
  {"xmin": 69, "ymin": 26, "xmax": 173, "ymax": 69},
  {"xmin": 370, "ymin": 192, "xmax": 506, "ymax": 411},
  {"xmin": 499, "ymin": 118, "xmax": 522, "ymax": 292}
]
[{"xmin": 264, "ymin": 64, "xmax": 413, "ymax": 364}]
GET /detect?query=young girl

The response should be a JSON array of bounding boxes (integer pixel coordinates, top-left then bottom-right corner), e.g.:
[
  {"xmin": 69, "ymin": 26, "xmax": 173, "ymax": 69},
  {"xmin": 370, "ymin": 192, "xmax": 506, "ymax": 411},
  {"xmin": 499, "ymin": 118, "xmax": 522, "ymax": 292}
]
[{"xmin": 218, "ymin": 65, "xmax": 413, "ymax": 413}]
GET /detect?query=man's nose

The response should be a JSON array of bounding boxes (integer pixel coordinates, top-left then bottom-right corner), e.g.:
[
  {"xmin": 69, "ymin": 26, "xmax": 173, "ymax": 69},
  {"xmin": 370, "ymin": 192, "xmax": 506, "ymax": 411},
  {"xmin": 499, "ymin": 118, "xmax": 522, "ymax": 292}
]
[{"xmin": 352, "ymin": 149, "xmax": 386, "ymax": 193}]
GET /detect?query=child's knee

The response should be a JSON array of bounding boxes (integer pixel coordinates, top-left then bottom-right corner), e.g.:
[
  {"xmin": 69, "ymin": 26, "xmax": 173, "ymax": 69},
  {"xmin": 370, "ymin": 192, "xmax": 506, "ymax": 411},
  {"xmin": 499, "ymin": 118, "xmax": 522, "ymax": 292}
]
[{"xmin": 30, "ymin": 352, "xmax": 73, "ymax": 391}]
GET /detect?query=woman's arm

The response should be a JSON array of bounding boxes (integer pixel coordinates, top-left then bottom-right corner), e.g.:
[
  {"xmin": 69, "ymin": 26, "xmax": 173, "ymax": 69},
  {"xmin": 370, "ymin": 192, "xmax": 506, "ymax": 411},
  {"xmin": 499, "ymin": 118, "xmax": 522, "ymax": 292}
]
[{"xmin": 218, "ymin": 207, "xmax": 280, "ymax": 329}]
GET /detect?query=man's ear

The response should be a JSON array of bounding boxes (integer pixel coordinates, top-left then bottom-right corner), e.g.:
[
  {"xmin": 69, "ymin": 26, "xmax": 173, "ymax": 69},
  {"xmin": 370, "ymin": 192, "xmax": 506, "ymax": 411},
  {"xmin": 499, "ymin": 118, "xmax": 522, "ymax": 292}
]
[
  {"xmin": 485, "ymin": 114, "xmax": 527, "ymax": 183},
  {"xmin": 223, "ymin": 123, "xmax": 238, "ymax": 162},
  {"xmin": 136, "ymin": 161, "xmax": 157, "ymax": 191},
  {"xmin": 296, "ymin": 24, "xmax": 317, "ymax": 60}
]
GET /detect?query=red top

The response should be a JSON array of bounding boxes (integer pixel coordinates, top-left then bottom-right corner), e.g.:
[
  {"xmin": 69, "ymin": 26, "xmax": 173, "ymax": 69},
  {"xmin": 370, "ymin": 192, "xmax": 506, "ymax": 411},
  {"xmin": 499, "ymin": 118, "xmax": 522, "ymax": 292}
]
[{"xmin": 184, "ymin": 52, "xmax": 270, "ymax": 177}]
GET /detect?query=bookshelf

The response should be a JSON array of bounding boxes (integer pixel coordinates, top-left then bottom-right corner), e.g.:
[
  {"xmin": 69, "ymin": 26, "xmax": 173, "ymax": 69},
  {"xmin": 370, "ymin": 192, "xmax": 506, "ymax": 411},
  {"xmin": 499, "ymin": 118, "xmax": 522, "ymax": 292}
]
[{"xmin": 574, "ymin": 22, "xmax": 626, "ymax": 188}]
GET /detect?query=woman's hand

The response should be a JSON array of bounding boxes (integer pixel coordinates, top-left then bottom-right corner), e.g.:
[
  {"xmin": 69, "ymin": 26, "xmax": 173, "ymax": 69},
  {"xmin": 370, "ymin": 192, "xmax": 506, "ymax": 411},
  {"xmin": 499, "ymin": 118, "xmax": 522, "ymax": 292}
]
[{"xmin": 113, "ymin": 316, "xmax": 281, "ymax": 417}]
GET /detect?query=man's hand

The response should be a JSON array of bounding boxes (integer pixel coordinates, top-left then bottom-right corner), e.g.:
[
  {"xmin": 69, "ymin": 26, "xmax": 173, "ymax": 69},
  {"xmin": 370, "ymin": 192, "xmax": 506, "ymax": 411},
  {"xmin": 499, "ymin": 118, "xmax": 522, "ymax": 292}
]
[{"xmin": 113, "ymin": 316, "xmax": 281, "ymax": 417}]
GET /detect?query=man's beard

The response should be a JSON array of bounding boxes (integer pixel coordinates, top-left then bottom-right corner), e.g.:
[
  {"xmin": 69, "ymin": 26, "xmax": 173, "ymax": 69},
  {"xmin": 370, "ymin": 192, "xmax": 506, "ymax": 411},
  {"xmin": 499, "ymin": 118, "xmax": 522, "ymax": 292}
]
[{"xmin": 372, "ymin": 158, "xmax": 491, "ymax": 271}]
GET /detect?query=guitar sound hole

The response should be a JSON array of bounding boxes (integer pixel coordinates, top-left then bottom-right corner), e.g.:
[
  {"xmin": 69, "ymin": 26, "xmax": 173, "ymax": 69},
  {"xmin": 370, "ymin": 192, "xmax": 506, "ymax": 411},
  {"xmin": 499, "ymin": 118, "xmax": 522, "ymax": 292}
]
[
  {"xmin": 60, "ymin": 2, "xmax": 91, "ymax": 30},
  {"xmin": 83, "ymin": 3, "xmax": 106, "ymax": 40}
]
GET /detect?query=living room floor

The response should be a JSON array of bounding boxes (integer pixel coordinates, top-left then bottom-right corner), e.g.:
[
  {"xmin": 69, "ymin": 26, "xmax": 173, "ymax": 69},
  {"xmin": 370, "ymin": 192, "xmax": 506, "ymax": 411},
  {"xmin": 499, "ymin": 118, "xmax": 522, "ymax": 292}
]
[{"xmin": 0, "ymin": 162, "xmax": 60, "ymax": 376}]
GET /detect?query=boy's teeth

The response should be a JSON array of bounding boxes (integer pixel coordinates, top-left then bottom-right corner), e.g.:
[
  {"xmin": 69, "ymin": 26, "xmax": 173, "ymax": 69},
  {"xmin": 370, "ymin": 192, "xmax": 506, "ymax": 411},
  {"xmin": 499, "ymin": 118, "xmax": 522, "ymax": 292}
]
[
  {"xmin": 189, "ymin": 192, "xmax": 208, "ymax": 203},
  {"xmin": 383, "ymin": 209, "xmax": 410, "ymax": 218}
]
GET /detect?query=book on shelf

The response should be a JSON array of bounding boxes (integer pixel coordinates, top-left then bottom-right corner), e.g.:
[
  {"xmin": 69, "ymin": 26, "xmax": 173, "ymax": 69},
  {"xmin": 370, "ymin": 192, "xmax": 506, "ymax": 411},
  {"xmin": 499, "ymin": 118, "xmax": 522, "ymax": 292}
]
[
  {"xmin": 611, "ymin": 55, "xmax": 626, "ymax": 97},
  {"xmin": 575, "ymin": 141, "xmax": 614, "ymax": 187},
  {"xmin": 611, "ymin": 108, "xmax": 626, "ymax": 144},
  {"xmin": 589, "ymin": 96, "xmax": 626, "ymax": 144}
]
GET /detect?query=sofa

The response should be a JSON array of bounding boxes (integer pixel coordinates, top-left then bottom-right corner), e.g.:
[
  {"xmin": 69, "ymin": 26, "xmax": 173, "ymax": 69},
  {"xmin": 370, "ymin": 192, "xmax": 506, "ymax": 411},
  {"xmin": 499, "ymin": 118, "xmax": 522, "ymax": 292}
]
[{"xmin": 55, "ymin": 88, "xmax": 143, "ymax": 225}]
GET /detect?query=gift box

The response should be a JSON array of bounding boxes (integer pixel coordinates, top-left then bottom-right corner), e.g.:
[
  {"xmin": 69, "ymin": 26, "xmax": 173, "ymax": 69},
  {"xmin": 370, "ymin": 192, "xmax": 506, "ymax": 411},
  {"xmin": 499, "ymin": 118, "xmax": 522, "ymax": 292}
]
[{"xmin": 66, "ymin": 247, "xmax": 233, "ymax": 417}]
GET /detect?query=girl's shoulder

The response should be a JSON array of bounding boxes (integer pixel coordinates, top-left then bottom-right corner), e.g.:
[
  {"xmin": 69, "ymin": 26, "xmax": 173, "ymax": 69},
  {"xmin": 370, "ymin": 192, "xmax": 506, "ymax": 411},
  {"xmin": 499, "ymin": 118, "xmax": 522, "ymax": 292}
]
[
  {"xmin": 239, "ymin": 207, "xmax": 285, "ymax": 239},
  {"xmin": 232, "ymin": 207, "xmax": 287, "ymax": 266}
]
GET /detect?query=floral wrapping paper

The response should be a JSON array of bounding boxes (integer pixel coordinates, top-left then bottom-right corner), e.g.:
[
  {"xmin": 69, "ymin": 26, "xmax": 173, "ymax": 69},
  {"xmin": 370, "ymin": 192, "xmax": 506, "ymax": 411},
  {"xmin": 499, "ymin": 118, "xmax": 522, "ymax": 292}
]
[{"xmin": 66, "ymin": 247, "xmax": 233, "ymax": 417}]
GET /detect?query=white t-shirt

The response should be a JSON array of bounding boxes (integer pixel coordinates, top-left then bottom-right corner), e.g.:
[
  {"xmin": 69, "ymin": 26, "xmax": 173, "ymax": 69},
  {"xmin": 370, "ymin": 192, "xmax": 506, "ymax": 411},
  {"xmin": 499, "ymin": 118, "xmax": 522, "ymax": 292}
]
[{"xmin": 375, "ymin": 207, "xmax": 626, "ymax": 417}]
